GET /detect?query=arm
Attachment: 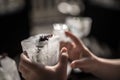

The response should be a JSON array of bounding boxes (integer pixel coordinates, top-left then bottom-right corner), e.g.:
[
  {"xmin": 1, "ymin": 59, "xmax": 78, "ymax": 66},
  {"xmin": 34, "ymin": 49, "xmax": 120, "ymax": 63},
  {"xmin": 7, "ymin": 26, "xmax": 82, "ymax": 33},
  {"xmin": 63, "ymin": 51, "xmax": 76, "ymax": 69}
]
[{"xmin": 93, "ymin": 58, "xmax": 120, "ymax": 80}]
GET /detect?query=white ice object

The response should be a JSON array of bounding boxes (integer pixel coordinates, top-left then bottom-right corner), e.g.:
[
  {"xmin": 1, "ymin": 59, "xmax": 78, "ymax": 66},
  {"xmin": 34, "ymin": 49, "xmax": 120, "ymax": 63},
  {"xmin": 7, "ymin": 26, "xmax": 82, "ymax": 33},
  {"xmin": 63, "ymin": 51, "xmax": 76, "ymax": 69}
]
[
  {"xmin": 65, "ymin": 17, "xmax": 92, "ymax": 38},
  {"xmin": 67, "ymin": 63, "xmax": 72, "ymax": 76},
  {"xmin": 0, "ymin": 56, "xmax": 21, "ymax": 80},
  {"xmin": 21, "ymin": 34, "xmax": 60, "ymax": 66},
  {"xmin": 53, "ymin": 23, "xmax": 71, "ymax": 42}
]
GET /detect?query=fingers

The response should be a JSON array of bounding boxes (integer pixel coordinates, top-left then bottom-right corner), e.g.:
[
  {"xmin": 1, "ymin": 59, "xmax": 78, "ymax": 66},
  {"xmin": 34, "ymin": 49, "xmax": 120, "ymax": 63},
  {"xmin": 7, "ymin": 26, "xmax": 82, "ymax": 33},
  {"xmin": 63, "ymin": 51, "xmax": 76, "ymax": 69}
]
[
  {"xmin": 20, "ymin": 52, "xmax": 34, "ymax": 69},
  {"xmin": 23, "ymin": 51, "xmax": 29, "ymax": 58},
  {"xmin": 57, "ymin": 47, "xmax": 68, "ymax": 69},
  {"xmin": 19, "ymin": 52, "xmax": 33, "ymax": 79},
  {"xmin": 71, "ymin": 58, "xmax": 89, "ymax": 68},
  {"xmin": 60, "ymin": 41, "xmax": 73, "ymax": 50},
  {"xmin": 19, "ymin": 52, "xmax": 45, "ymax": 73},
  {"xmin": 65, "ymin": 31, "xmax": 84, "ymax": 48},
  {"xmin": 19, "ymin": 64, "xmax": 29, "ymax": 79},
  {"xmin": 60, "ymin": 47, "xmax": 68, "ymax": 65}
]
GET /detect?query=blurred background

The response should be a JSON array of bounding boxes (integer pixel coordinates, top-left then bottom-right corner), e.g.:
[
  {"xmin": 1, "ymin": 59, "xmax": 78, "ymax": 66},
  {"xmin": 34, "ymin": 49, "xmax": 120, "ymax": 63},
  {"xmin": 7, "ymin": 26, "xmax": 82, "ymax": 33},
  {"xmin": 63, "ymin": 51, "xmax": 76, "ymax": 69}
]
[{"xmin": 0, "ymin": 0, "xmax": 120, "ymax": 80}]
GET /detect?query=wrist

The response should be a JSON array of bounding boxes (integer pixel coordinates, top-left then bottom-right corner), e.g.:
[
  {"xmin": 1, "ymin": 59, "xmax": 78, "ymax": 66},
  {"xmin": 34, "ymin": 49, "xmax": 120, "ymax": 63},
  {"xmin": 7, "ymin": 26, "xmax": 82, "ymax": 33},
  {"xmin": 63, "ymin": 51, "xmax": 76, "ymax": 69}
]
[{"xmin": 92, "ymin": 57, "xmax": 120, "ymax": 80}]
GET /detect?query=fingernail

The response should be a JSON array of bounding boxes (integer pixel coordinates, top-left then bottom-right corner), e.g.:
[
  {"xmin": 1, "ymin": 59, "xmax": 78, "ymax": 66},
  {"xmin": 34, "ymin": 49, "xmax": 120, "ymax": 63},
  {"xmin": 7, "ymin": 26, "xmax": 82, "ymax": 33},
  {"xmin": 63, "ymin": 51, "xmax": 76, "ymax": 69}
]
[
  {"xmin": 61, "ymin": 47, "xmax": 67, "ymax": 53},
  {"xmin": 71, "ymin": 62, "xmax": 75, "ymax": 68}
]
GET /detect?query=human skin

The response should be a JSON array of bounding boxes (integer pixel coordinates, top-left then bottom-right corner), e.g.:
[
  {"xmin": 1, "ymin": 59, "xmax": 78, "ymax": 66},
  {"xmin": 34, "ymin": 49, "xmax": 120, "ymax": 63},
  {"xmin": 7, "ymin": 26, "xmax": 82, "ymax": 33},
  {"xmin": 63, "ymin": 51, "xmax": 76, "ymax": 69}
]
[
  {"xmin": 19, "ymin": 31, "xmax": 120, "ymax": 80},
  {"xmin": 64, "ymin": 31, "xmax": 120, "ymax": 80},
  {"xmin": 19, "ymin": 48, "xmax": 68, "ymax": 80}
]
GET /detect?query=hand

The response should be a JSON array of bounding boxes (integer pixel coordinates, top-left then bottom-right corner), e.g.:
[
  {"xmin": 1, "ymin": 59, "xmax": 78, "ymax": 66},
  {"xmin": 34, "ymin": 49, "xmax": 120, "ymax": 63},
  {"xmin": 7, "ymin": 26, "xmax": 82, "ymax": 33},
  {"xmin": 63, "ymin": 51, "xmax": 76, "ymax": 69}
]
[
  {"xmin": 66, "ymin": 32, "xmax": 120, "ymax": 80},
  {"xmin": 71, "ymin": 54, "xmax": 120, "ymax": 80},
  {"xmin": 62, "ymin": 32, "xmax": 100, "ymax": 75},
  {"xmin": 60, "ymin": 31, "xmax": 92, "ymax": 62},
  {"xmin": 19, "ymin": 48, "xmax": 68, "ymax": 80},
  {"xmin": 62, "ymin": 32, "xmax": 97, "ymax": 73}
]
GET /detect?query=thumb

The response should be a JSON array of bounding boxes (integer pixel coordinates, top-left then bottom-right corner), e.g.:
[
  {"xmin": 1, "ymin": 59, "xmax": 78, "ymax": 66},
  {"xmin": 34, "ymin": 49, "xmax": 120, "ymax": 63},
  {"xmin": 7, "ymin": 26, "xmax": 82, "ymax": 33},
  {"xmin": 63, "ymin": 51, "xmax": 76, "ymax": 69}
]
[
  {"xmin": 57, "ymin": 47, "xmax": 68, "ymax": 69},
  {"xmin": 71, "ymin": 58, "xmax": 89, "ymax": 69}
]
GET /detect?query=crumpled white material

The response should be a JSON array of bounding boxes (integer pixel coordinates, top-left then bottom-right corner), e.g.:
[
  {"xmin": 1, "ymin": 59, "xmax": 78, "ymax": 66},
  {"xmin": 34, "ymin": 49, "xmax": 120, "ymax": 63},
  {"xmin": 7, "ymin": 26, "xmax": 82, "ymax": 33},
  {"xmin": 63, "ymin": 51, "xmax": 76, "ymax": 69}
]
[
  {"xmin": 0, "ymin": 56, "xmax": 21, "ymax": 80},
  {"xmin": 21, "ymin": 34, "xmax": 60, "ymax": 66}
]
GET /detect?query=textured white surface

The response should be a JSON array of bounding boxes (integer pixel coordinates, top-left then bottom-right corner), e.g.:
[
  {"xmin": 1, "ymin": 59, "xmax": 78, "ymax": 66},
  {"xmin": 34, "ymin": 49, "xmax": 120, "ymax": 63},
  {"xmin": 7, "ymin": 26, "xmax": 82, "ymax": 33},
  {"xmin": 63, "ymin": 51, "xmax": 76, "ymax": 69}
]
[
  {"xmin": 21, "ymin": 34, "xmax": 60, "ymax": 66},
  {"xmin": 0, "ymin": 56, "xmax": 21, "ymax": 80}
]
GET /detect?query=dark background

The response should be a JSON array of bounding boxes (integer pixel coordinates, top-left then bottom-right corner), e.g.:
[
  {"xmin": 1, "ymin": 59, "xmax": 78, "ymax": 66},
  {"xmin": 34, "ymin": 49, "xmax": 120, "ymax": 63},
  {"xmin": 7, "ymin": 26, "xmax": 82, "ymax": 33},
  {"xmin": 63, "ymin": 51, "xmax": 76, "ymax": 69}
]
[
  {"xmin": 0, "ymin": 0, "xmax": 31, "ymax": 58},
  {"xmin": 82, "ymin": 0, "xmax": 120, "ymax": 58}
]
